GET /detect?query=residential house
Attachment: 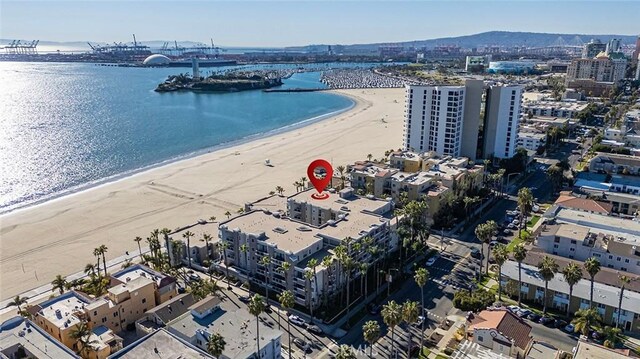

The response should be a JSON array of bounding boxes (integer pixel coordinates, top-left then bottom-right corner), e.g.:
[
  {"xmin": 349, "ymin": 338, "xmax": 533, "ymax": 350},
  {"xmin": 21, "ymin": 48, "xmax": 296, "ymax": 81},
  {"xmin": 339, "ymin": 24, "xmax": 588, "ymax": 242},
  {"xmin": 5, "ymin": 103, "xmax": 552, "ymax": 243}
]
[{"xmin": 466, "ymin": 309, "xmax": 533, "ymax": 357}]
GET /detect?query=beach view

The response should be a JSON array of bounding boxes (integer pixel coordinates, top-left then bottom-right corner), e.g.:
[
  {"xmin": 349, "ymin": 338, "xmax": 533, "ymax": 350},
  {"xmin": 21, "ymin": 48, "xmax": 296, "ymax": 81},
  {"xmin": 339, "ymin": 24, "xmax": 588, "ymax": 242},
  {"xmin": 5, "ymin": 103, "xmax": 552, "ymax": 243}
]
[{"xmin": 1, "ymin": 1, "xmax": 640, "ymax": 359}]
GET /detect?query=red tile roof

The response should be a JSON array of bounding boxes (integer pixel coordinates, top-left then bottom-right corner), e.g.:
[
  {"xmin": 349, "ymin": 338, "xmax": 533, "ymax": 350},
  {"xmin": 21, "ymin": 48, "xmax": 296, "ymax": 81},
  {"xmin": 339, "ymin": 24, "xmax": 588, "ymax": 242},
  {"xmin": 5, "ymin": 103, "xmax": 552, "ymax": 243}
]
[
  {"xmin": 469, "ymin": 310, "xmax": 532, "ymax": 350},
  {"xmin": 554, "ymin": 194, "xmax": 613, "ymax": 214}
]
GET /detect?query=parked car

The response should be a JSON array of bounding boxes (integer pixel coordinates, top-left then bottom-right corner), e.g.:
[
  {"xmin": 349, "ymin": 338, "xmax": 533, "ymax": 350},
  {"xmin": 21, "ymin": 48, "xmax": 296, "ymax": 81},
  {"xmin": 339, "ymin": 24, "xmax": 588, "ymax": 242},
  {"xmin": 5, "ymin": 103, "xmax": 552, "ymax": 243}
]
[
  {"xmin": 294, "ymin": 338, "xmax": 310, "ymax": 351},
  {"xmin": 507, "ymin": 305, "xmax": 521, "ymax": 313},
  {"xmin": 470, "ymin": 248, "xmax": 482, "ymax": 259},
  {"xmin": 528, "ymin": 313, "xmax": 541, "ymax": 322},
  {"xmin": 307, "ymin": 324, "xmax": 323, "ymax": 335},
  {"xmin": 489, "ymin": 240, "xmax": 499, "ymax": 248},
  {"xmin": 564, "ymin": 324, "xmax": 575, "ymax": 333},
  {"xmin": 188, "ymin": 273, "xmax": 201, "ymax": 282},
  {"xmin": 517, "ymin": 309, "xmax": 532, "ymax": 318},
  {"xmin": 426, "ymin": 255, "xmax": 438, "ymax": 267},
  {"xmin": 512, "ymin": 219, "xmax": 520, "ymax": 226},
  {"xmin": 554, "ymin": 319, "xmax": 568, "ymax": 329},
  {"xmin": 532, "ymin": 204, "xmax": 540, "ymax": 212},
  {"xmin": 507, "ymin": 223, "xmax": 516, "ymax": 229},
  {"xmin": 503, "ymin": 229, "xmax": 512, "ymax": 235},
  {"xmin": 289, "ymin": 315, "xmax": 306, "ymax": 327},
  {"xmin": 539, "ymin": 316, "xmax": 554, "ymax": 326},
  {"xmin": 239, "ymin": 295, "xmax": 251, "ymax": 303}
]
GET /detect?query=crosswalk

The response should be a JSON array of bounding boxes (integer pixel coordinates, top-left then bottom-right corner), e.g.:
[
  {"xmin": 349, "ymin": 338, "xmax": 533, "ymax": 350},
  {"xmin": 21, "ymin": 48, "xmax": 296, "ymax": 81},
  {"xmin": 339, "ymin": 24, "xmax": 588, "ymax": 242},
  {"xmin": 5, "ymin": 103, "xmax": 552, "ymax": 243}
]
[{"xmin": 451, "ymin": 340, "xmax": 511, "ymax": 359}]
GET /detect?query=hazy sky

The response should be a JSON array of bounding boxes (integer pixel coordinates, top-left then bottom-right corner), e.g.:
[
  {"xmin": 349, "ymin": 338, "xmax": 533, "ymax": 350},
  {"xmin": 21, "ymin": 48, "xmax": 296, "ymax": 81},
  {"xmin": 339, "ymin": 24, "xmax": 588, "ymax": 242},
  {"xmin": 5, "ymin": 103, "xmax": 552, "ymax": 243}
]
[{"xmin": 1, "ymin": 1, "xmax": 639, "ymax": 47}]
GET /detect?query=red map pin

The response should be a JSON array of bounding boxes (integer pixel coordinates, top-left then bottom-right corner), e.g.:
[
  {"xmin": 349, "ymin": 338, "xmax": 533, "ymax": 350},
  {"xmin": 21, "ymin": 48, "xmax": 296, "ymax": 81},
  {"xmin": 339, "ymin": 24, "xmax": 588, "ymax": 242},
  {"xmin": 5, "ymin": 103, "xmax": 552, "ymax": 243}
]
[{"xmin": 307, "ymin": 159, "xmax": 333, "ymax": 200}]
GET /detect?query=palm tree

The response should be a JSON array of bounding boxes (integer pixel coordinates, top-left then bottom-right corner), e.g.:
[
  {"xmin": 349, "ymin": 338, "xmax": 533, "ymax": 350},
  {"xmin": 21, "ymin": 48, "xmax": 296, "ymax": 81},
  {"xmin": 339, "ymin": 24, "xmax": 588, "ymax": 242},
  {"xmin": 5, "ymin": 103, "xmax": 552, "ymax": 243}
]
[
  {"xmin": 475, "ymin": 220, "xmax": 497, "ymax": 275},
  {"xmin": 70, "ymin": 320, "xmax": 96, "ymax": 359},
  {"xmin": 278, "ymin": 290, "xmax": 295, "ymax": 359},
  {"xmin": 280, "ymin": 261, "xmax": 292, "ymax": 288},
  {"xmin": 260, "ymin": 256, "xmax": 272, "ymax": 303},
  {"xmin": 414, "ymin": 268, "xmax": 429, "ymax": 348},
  {"xmin": 218, "ymin": 242, "xmax": 231, "ymax": 289},
  {"xmin": 209, "ymin": 216, "xmax": 216, "ymax": 223},
  {"xmin": 98, "ymin": 244, "xmax": 108, "ymax": 277},
  {"xmin": 134, "ymin": 236, "xmax": 143, "ymax": 260},
  {"xmin": 572, "ymin": 308, "xmax": 602, "ymax": 336},
  {"xmin": 382, "ymin": 300, "xmax": 402, "ymax": 359},
  {"xmin": 304, "ymin": 269, "xmax": 314, "ymax": 322},
  {"xmin": 402, "ymin": 301, "xmax": 420, "ymax": 358},
  {"xmin": 300, "ymin": 176, "xmax": 307, "ymax": 190},
  {"xmin": 240, "ymin": 244, "xmax": 249, "ymax": 269},
  {"xmin": 84, "ymin": 263, "xmax": 97, "ymax": 277},
  {"xmin": 206, "ymin": 332, "xmax": 226, "ymax": 358},
  {"xmin": 224, "ymin": 211, "xmax": 231, "ymax": 219},
  {"xmin": 51, "ymin": 274, "xmax": 67, "ymax": 295},
  {"xmin": 616, "ymin": 275, "xmax": 632, "ymax": 329},
  {"xmin": 336, "ymin": 165, "xmax": 346, "ymax": 189},
  {"xmin": 275, "ymin": 186, "xmax": 284, "ymax": 196},
  {"xmin": 492, "ymin": 244, "xmax": 509, "ymax": 300},
  {"xmin": 160, "ymin": 228, "xmax": 172, "ymax": 267},
  {"xmin": 562, "ymin": 263, "xmax": 583, "ymax": 317},
  {"xmin": 182, "ymin": 231, "xmax": 194, "ymax": 268},
  {"xmin": 603, "ymin": 326, "xmax": 622, "ymax": 348},
  {"xmin": 335, "ymin": 345, "xmax": 357, "ymax": 359},
  {"xmin": 537, "ymin": 256, "xmax": 559, "ymax": 315},
  {"xmin": 8, "ymin": 295, "xmax": 27, "ymax": 314},
  {"xmin": 367, "ymin": 153, "xmax": 373, "ymax": 161},
  {"xmin": 203, "ymin": 233, "xmax": 212, "ymax": 261},
  {"xmin": 321, "ymin": 255, "xmax": 333, "ymax": 308},
  {"xmin": 362, "ymin": 320, "xmax": 381, "ymax": 358},
  {"xmin": 93, "ymin": 247, "xmax": 102, "ymax": 276},
  {"xmin": 513, "ymin": 244, "xmax": 528, "ymax": 306},
  {"xmin": 517, "ymin": 187, "xmax": 534, "ymax": 236},
  {"xmin": 306, "ymin": 258, "xmax": 319, "ymax": 323},
  {"xmin": 247, "ymin": 294, "xmax": 265, "ymax": 356},
  {"xmin": 584, "ymin": 257, "xmax": 601, "ymax": 309}
]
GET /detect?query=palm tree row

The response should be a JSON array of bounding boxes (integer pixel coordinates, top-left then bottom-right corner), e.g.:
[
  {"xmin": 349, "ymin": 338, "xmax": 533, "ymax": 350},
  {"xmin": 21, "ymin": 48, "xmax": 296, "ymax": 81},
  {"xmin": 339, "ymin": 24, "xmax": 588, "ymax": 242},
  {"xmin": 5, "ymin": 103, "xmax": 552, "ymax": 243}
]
[{"xmin": 380, "ymin": 299, "xmax": 420, "ymax": 358}]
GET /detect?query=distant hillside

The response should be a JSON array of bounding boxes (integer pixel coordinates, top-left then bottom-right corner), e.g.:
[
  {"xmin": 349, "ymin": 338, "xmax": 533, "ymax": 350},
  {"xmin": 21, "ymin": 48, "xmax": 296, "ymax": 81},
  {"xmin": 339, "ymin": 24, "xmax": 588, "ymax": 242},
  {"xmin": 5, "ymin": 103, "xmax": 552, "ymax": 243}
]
[{"xmin": 286, "ymin": 31, "xmax": 638, "ymax": 51}]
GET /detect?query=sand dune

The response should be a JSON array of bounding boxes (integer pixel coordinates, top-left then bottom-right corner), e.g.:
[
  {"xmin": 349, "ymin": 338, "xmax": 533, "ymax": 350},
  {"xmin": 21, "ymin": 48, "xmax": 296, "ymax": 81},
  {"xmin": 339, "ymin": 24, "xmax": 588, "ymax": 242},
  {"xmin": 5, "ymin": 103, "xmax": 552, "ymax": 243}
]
[{"xmin": 0, "ymin": 88, "xmax": 405, "ymax": 300}]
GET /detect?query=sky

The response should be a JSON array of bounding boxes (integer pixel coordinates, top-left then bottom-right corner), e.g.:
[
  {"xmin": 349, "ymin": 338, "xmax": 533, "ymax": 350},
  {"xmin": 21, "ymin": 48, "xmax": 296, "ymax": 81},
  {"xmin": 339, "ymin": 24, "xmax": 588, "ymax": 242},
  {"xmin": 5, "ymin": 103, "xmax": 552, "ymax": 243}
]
[{"xmin": 1, "ymin": 1, "xmax": 639, "ymax": 47}]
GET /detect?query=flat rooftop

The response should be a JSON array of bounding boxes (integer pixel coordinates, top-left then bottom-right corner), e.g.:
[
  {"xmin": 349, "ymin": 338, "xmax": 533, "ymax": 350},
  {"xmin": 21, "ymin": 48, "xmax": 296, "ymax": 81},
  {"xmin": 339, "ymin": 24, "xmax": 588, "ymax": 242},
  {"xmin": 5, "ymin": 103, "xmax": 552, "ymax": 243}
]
[
  {"xmin": 554, "ymin": 208, "xmax": 640, "ymax": 244},
  {"xmin": 0, "ymin": 317, "xmax": 79, "ymax": 358},
  {"xmin": 390, "ymin": 171, "xmax": 433, "ymax": 186},
  {"xmin": 552, "ymin": 223, "xmax": 590, "ymax": 240},
  {"xmin": 250, "ymin": 194, "xmax": 289, "ymax": 212},
  {"xmin": 288, "ymin": 189, "xmax": 392, "ymax": 215},
  {"xmin": 172, "ymin": 223, "xmax": 220, "ymax": 246},
  {"xmin": 107, "ymin": 328, "xmax": 213, "ymax": 359},
  {"xmin": 37, "ymin": 291, "xmax": 91, "ymax": 328},
  {"xmin": 108, "ymin": 276, "xmax": 154, "ymax": 297},
  {"xmin": 573, "ymin": 339, "xmax": 634, "ymax": 359},
  {"xmin": 167, "ymin": 299, "xmax": 281, "ymax": 359},
  {"xmin": 221, "ymin": 210, "xmax": 323, "ymax": 254},
  {"xmin": 112, "ymin": 264, "xmax": 170, "ymax": 287}
]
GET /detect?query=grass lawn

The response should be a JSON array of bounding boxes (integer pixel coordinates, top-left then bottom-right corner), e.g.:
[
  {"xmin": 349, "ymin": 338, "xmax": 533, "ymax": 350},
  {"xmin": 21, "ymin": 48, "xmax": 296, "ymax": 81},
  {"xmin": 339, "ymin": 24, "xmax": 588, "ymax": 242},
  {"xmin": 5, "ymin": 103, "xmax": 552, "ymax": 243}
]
[
  {"xmin": 435, "ymin": 355, "xmax": 449, "ymax": 359},
  {"xmin": 506, "ymin": 237, "xmax": 524, "ymax": 252},
  {"xmin": 419, "ymin": 348, "xmax": 432, "ymax": 358},
  {"xmin": 526, "ymin": 215, "xmax": 540, "ymax": 228}
]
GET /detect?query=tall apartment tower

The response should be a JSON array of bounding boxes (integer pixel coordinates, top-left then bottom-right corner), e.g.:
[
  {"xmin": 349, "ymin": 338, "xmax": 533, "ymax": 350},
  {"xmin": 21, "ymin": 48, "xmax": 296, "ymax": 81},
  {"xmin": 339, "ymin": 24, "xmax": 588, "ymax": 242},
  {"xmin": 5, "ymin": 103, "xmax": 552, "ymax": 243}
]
[
  {"xmin": 482, "ymin": 85, "xmax": 523, "ymax": 159},
  {"xmin": 633, "ymin": 35, "xmax": 640, "ymax": 64},
  {"xmin": 605, "ymin": 38, "xmax": 621, "ymax": 55},
  {"xmin": 403, "ymin": 85, "xmax": 466, "ymax": 157},
  {"xmin": 582, "ymin": 39, "xmax": 606, "ymax": 59},
  {"xmin": 460, "ymin": 79, "xmax": 484, "ymax": 159}
]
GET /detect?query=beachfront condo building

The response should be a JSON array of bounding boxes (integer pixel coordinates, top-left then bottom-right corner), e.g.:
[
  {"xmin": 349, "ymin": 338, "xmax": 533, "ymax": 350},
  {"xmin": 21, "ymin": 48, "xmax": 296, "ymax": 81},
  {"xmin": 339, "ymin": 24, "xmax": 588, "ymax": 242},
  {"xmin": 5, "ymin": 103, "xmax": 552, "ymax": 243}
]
[
  {"xmin": 0, "ymin": 316, "xmax": 81, "ymax": 359},
  {"xmin": 218, "ymin": 188, "xmax": 397, "ymax": 309},
  {"xmin": 482, "ymin": 85, "xmax": 523, "ymax": 159}
]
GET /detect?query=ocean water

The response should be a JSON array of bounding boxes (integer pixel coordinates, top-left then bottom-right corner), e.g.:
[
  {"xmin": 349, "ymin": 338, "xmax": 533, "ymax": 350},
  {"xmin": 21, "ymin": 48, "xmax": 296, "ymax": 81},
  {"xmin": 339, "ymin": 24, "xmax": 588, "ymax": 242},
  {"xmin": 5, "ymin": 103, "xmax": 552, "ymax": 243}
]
[{"xmin": 0, "ymin": 62, "xmax": 355, "ymax": 213}]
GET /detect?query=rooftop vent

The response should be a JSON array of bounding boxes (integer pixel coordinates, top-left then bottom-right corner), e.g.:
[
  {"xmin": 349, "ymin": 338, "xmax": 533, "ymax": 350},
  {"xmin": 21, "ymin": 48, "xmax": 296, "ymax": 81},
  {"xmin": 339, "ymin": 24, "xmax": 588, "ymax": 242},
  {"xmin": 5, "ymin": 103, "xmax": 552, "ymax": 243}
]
[
  {"xmin": 340, "ymin": 206, "xmax": 350, "ymax": 212},
  {"xmin": 273, "ymin": 227, "xmax": 288, "ymax": 234},
  {"xmin": 296, "ymin": 226, "xmax": 312, "ymax": 232}
]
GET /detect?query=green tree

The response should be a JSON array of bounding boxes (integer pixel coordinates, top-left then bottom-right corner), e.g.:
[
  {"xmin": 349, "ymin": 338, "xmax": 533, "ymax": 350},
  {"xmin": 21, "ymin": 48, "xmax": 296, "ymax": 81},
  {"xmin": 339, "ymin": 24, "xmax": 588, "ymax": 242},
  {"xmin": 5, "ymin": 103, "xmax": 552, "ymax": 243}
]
[
  {"xmin": 572, "ymin": 308, "xmax": 602, "ymax": 336},
  {"xmin": 603, "ymin": 326, "xmax": 622, "ymax": 348},
  {"xmin": 8, "ymin": 295, "xmax": 27, "ymax": 314},
  {"xmin": 247, "ymin": 294, "xmax": 265, "ymax": 355},
  {"xmin": 475, "ymin": 220, "xmax": 497, "ymax": 274},
  {"xmin": 562, "ymin": 263, "xmax": 583, "ymax": 317},
  {"xmin": 335, "ymin": 344, "xmax": 357, "ymax": 359},
  {"xmin": 517, "ymin": 187, "xmax": 534, "ymax": 236},
  {"xmin": 616, "ymin": 275, "xmax": 632, "ymax": 329},
  {"xmin": 260, "ymin": 256, "xmax": 272, "ymax": 303},
  {"xmin": 275, "ymin": 186, "xmax": 284, "ymax": 195},
  {"xmin": 182, "ymin": 231, "xmax": 194, "ymax": 268},
  {"xmin": 537, "ymin": 256, "xmax": 559, "ymax": 314},
  {"xmin": 69, "ymin": 320, "xmax": 97, "ymax": 359},
  {"xmin": 414, "ymin": 268, "xmax": 429, "ymax": 348},
  {"xmin": 304, "ymin": 269, "xmax": 314, "ymax": 323},
  {"xmin": 278, "ymin": 290, "xmax": 295, "ymax": 359},
  {"xmin": 362, "ymin": 320, "xmax": 381, "ymax": 358},
  {"xmin": 513, "ymin": 244, "xmax": 528, "ymax": 306},
  {"xmin": 51, "ymin": 274, "xmax": 67, "ymax": 295},
  {"xmin": 381, "ymin": 300, "xmax": 402, "ymax": 359},
  {"xmin": 206, "ymin": 332, "xmax": 226, "ymax": 358},
  {"xmin": 224, "ymin": 211, "xmax": 231, "ymax": 219},
  {"xmin": 134, "ymin": 236, "xmax": 143, "ymax": 260},
  {"xmin": 97, "ymin": 244, "xmax": 108, "ymax": 277},
  {"xmin": 546, "ymin": 165, "xmax": 564, "ymax": 193},
  {"xmin": 584, "ymin": 257, "xmax": 601, "ymax": 309},
  {"xmin": 402, "ymin": 301, "xmax": 420, "ymax": 358},
  {"xmin": 492, "ymin": 244, "xmax": 509, "ymax": 300}
]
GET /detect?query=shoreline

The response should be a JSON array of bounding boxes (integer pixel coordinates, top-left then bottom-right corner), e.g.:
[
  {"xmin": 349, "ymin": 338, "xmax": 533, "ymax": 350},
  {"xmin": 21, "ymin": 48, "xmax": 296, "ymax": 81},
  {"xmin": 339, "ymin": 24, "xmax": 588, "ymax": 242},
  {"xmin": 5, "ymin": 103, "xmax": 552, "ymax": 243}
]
[
  {"xmin": 0, "ymin": 87, "xmax": 404, "ymax": 301},
  {"xmin": 1, "ymin": 97, "xmax": 355, "ymax": 216}
]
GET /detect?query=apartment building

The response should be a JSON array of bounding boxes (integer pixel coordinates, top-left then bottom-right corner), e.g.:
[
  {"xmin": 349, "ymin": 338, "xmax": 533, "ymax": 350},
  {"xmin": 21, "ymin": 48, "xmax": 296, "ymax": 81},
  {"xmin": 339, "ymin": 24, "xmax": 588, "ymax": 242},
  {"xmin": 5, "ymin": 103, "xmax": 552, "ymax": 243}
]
[
  {"xmin": 500, "ymin": 253, "xmax": 640, "ymax": 331},
  {"xmin": 171, "ymin": 222, "xmax": 220, "ymax": 269},
  {"xmin": 403, "ymin": 84, "xmax": 466, "ymax": 156},
  {"xmin": 110, "ymin": 264, "xmax": 178, "ymax": 306},
  {"xmin": 516, "ymin": 131, "xmax": 545, "ymax": 151},
  {"xmin": 566, "ymin": 54, "xmax": 627, "ymax": 85},
  {"xmin": 573, "ymin": 337, "xmax": 639, "ymax": 359},
  {"xmin": 167, "ymin": 295, "xmax": 282, "ymax": 359},
  {"xmin": 582, "ymin": 39, "xmax": 606, "ymax": 59},
  {"xmin": 521, "ymin": 101, "xmax": 587, "ymax": 119},
  {"xmin": 466, "ymin": 309, "xmax": 532, "ymax": 358},
  {"xmin": 483, "ymin": 85, "xmax": 523, "ymax": 159},
  {"xmin": 31, "ymin": 291, "xmax": 122, "ymax": 359},
  {"xmin": 589, "ymin": 153, "xmax": 640, "ymax": 175},
  {"xmin": 0, "ymin": 316, "xmax": 80, "ymax": 359},
  {"xmin": 538, "ymin": 207, "xmax": 640, "ymax": 274},
  {"xmin": 107, "ymin": 328, "xmax": 214, "ymax": 359},
  {"xmin": 135, "ymin": 293, "xmax": 197, "ymax": 337},
  {"xmin": 219, "ymin": 188, "xmax": 396, "ymax": 308}
]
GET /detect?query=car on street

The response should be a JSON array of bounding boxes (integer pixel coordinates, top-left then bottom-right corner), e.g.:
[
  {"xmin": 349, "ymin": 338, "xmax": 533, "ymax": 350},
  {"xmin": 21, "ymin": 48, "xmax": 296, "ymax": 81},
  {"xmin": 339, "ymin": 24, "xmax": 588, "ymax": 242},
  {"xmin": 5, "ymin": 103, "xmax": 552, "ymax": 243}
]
[
  {"xmin": 527, "ymin": 313, "xmax": 541, "ymax": 322},
  {"xmin": 554, "ymin": 319, "xmax": 568, "ymax": 329},
  {"xmin": 516, "ymin": 309, "xmax": 531, "ymax": 318},
  {"xmin": 289, "ymin": 315, "xmax": 307, "ymax": 327},
  {"xmin": 239, "ymin": 295, "xmax": 251, "ymax": 303},
  {"xmin": 564, "ymin": 324, "xmax": 575, "ymax": 333},
  {"xmin": 470, "ymin": 248, "xmax": 482, "ymax": 259},
  {"xmin": 507, "ymin": 305, "xmax": 521, "ymax": 313},
  {"xmin": 307, "ymin": 324, "xmax": 323, "ymax": 335},
  {"xmin": 539, "ymin": 316, "xmax": 555, "ymax": 326},
  {"xmin": 293, "ymin": 338, "xmax": 310, "ymax": 352},
  {"xmin": 188, "ymin": 273, "xmax": 201, "ymax": 282},
  {"xmin": 489, "ymin": 240, "xmax": 499, "ymax": 248},
  {"xmin": 532, "ymin": 204, "xmax": 540, "ymax": 212},
  {"xmin": 426, "ymin": 254, "xmax": 439, "ymax": 267}
]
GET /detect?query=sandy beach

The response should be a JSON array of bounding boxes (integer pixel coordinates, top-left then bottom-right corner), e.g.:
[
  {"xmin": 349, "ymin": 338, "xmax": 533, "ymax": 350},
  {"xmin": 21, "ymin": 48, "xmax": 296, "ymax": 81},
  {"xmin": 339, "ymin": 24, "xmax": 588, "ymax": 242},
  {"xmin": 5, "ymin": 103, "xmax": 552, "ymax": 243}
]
[{"xmin": 0, "ymin": 88, "xmax": 404, "ymax": 300}]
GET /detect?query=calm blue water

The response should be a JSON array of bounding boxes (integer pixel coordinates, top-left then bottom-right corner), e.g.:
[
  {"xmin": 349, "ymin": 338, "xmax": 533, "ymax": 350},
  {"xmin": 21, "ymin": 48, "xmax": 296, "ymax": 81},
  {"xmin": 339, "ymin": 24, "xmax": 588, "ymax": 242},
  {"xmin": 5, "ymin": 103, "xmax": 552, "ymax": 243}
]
[{"xmin": 0, "ymin": 62, "xmax": 357, "ymax": 213}]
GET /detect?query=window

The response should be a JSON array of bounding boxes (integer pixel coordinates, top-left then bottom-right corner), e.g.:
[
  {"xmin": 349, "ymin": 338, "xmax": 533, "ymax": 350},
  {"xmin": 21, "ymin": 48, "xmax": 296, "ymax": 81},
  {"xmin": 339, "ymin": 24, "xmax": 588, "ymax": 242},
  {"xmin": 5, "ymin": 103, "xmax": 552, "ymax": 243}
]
[
  {"xmin": 142, "ymin": 298, "xmax": 146, "ymax": 304},
  {"xmin": 478, "ymin": 336, "xmax": 484, "ymax": 342},
  {"xmin": 113, "ymin": 312, "xmax": 118, "ymax": 318}
]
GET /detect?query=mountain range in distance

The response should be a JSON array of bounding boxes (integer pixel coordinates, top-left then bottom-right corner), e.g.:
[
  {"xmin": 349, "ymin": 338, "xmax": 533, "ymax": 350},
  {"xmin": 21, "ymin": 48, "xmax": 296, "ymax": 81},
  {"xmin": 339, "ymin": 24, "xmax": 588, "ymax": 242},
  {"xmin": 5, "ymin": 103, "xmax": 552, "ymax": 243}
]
[{"xmin": 2, "ymin": 31, "xmax": 638, "ymax": 53}]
